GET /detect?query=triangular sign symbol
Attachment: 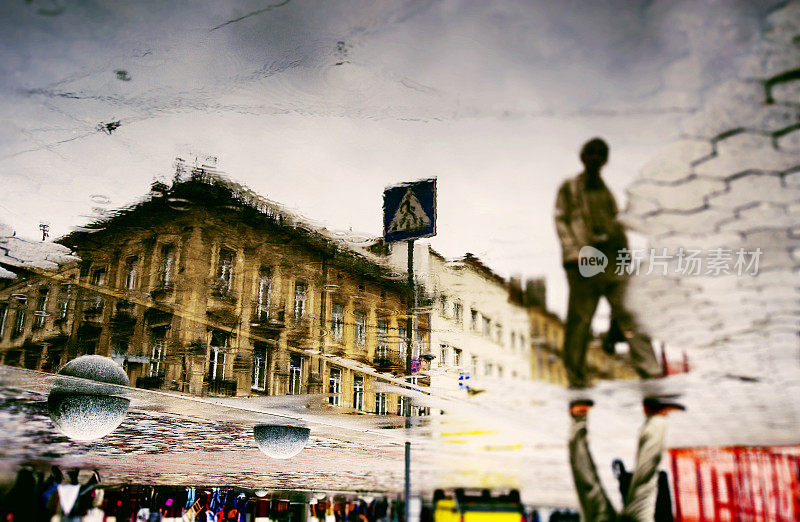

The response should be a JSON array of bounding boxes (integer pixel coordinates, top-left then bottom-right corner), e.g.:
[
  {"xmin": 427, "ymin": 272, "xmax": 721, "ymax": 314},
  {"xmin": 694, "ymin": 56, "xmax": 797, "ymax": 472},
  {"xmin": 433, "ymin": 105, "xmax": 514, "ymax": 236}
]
[{"xmin": 388, "ymin": 188, "xmax": 431, "ymax": 233}]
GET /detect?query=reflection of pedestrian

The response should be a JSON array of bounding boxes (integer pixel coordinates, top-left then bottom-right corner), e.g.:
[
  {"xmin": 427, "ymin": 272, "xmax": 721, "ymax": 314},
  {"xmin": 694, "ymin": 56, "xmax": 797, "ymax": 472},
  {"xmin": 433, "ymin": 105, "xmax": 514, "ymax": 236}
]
[
  {"xmin": 2, "ymin": 468, "xmax": 37, "ymax": 520},
  {"xmin": 568, "ymin": 398, "xmax": 684, "ymax": 521},
  {"xmin": 555, "ymin": 138, "xmax": 662, "ymax": 388}
]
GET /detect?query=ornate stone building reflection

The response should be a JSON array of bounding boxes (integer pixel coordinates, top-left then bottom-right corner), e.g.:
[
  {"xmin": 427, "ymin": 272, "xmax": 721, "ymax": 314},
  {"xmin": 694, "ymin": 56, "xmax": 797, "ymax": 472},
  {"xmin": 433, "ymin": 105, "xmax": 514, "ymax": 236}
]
[{"xmin": 0, "ymin": 167, "xmax": 430, "ymax": 414}]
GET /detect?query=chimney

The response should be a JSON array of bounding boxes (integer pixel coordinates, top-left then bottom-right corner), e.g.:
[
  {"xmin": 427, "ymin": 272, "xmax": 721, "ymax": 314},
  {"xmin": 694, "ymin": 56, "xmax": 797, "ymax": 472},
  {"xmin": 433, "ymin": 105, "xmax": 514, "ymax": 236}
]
[{"xmin": 524, "ymin": 278, "xmax": 546, "ymax": 308}]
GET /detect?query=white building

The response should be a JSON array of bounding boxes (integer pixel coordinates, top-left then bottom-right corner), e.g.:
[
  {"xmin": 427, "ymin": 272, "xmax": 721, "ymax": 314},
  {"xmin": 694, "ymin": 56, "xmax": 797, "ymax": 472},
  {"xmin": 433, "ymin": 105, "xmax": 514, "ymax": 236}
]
[{"xmin": 388, "ymin": 244, "xmax": 532, "ymax": 395}]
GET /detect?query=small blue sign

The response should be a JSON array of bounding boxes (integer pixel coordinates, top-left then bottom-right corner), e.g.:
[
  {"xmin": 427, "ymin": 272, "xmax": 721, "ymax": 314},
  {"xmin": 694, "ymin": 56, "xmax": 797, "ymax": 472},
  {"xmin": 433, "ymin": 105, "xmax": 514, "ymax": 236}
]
[{"xmin": 383, "ymin": 178, "xmax": 436, "ymax": 243}]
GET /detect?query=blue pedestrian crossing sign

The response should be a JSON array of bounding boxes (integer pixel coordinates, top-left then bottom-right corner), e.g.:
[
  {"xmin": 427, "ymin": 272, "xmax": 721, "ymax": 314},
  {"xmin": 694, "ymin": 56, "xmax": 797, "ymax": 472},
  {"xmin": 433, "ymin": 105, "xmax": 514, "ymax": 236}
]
[{"xmin": 383, "ymin": 178, "xmax": 436, "ymax": 243}]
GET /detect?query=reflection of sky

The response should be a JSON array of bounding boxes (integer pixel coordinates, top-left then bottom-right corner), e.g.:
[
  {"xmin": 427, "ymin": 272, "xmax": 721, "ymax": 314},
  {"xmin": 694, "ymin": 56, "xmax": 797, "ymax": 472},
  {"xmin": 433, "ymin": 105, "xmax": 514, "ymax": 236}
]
[{"xmin": 0, "ymin": 0, "xmax": 782, "ymax": 316}]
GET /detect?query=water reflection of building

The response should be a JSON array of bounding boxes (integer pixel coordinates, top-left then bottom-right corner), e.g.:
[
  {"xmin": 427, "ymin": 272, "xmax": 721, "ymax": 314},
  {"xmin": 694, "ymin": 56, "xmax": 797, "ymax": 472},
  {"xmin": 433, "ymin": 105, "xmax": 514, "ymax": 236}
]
[
  {"xmin": 527, "ymin": 302, "xmax": 568, "ymax": 385},
  {"xmin": 0, "ymin": 168, "xmax": 430, "ymax": 413},
  {"xmin": 395, "ymin": 247, "xmax": 532, "ymax": 395}
]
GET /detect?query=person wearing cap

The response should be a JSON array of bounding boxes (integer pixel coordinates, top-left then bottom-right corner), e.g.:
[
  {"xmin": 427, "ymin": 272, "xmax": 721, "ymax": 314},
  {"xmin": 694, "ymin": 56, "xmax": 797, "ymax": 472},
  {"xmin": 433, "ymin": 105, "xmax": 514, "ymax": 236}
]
[{"xmin": 554, "ymin": 138, "xmax": 662, "ymax": 389}]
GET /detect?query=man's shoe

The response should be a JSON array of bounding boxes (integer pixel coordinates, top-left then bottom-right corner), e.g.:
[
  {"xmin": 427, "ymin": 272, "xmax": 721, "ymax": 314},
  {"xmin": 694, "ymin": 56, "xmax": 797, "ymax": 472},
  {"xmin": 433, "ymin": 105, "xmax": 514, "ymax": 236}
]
[
  {"xmin": 569, "ymin": 399, "xmax": 595, "ymax": 418},
  {"xmin": 643, "ymin": 397, "xmax": 686, "ymax": 416}
]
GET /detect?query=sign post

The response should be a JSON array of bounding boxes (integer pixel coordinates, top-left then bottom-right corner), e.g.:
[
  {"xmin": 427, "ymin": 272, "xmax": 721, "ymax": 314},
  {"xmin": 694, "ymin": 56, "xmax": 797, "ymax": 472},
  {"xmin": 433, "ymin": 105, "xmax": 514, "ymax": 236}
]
[{"xmin": 383, "ymin": 178, "xmax": 436, "ymax": 521}]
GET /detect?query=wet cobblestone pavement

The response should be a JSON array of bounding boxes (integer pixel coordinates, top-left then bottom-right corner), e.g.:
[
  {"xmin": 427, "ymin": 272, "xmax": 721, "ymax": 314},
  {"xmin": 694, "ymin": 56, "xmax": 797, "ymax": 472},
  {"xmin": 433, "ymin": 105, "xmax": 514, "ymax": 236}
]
[{"xmin": 0, "ymin": 387, "xmax": 408, "ymax": 494}]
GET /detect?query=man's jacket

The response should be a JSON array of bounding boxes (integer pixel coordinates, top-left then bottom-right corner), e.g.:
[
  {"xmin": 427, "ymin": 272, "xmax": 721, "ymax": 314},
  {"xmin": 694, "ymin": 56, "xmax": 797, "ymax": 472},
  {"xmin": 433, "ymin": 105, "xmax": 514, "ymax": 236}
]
[{"xmin": 554, "ymin": 173, "xmax": 625, "ymax": 265}]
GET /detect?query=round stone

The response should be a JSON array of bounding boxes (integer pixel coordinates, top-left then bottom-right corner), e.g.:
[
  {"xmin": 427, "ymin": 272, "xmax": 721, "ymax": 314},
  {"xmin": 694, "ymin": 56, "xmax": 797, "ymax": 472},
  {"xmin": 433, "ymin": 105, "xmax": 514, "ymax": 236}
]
[
  {"xmin": 47, "ymin": 355, "xmax": 130, "ymax": 441},
  {"xmin": 47, "ymin": 394, "xmax": 130, "ymax": 441},
  {"xmin": 253, "ymin": 425, "xmax": 310, "ymax": 459},
  {"xmin": 57, "ymin": 355, "xmax": 130, "ymax": 386}
]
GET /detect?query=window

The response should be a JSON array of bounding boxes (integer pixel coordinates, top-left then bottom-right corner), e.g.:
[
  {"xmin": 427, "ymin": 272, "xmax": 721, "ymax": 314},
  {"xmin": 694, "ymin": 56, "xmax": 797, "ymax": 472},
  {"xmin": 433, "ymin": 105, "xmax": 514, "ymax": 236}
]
[
  {"xmin": 217, "ymin": 247, "xmax": 235, "ymax": 295},
  {"xmin": 439, "ymin": 344, "xmax": 448, "ymax": 367},
  {"xmin": 510, "ymin": 331, "xmax": 517, "ymax": 350},
  {"xmin": 294, "ymin": 282, "xmax": 307, "ymax": 319},
  {"xmin": 536, "ymin": 346, "xmax": 543, "ymax": 380},
  {"xmin": 377, "ymin": 318, "xmax": 388, "ymax": 337},
  {"xmin": 482, "ymin": 316, "xmax": 491, "ymax": 336},
  {"xmin": 150, "ymin": 327, "xmax": 166, "ymax": 377},
  {"xmin": 354, "ymin": 311, "xmax": 366, "ymax": 346},
  {"xmin": 331, "ymin": 302, "xmax": 344, "ymax": 340},
  {"xmin": 485, "ymin": 362, "xmax": 493, "ymax": 377},
  {"xmin": 453, "ymin": 300, "xmax": 462, "ymax": 323},
  {"xmin": 91, "ymin": 268, "xmax": 106, "ymax": 310},
  {"xmin": 289, "ymin": 354, "xmax": 302, "ymax": 395},
  {"xmin": 454, "ymin": 348, "xmax": 462, "ymax": 368},
  {"xmin": 57, "ymin": 284, "xmax": 71, "ymax": 320},
  {"xmin": 12, "ymin": 309, "xmax": 25, "ymax": 337},
  {"xmin": 471, "ymin": 355, "xmax": 478, "ymax": 376},
  {"xmin": 398, "ymin": 325, "xmax": 407, "ymax": 360},
  {"xmin": 375, "ymin": 392, "xmax": 387, "ymax": 415},
  {"xmin": 397, "ymin": 395, "xmax": 409, "ymax": 416},
  {"xmin": 124, "ymin": 256, "xmax": 138, "ymax": 290},
  {"xmin": 496, "ymin": 323, "xmax": 503, "ymax": 345},
  {"xmin": 439, "ymin": 295, "xmax": 448, "ymax": 316},
  {"xmin": 353, "ymin": 375, "xmax": 364, "ymax": 410},
  {"xmin": 471, "ymin": 309, "xmax": 479, "ymax": 331},
  {"xmin": 0, "ymin": 304, "xmax": 7, "ymax": 339},
  {"xmin": 33, "ymin": 289, "xmax": 48, "ymax": 329},
  {"xmin": 113, "ymin": 338, "xmax": 129, "ymax": 357},
  {"xmin": 77, "ymin": 325, "xmax": 100, "ymax": 354},
  {"xmin": 414, "ymin": 405, "xmax": 430, "ymax": 416},
  {"xmin": 209, "ymin": 330, "xmax": 229, "ymax": 381},
  {"xmin": 328, "ymin": 367, "xmax": 341, "ymax": 406},
  {"xmin": 252, "ymin": 343, "xmax": 268, "ymax": 392},
  {"xmin": 160, "ymin": 245, "xmax": 175, "ymax": 286},
  {"xmin": 497, "ymin": 366, "xmax": 504, "ymax": 379},
  {"xmin": 255, "ymin": 269, "xmax": 271, "ymax": 320},
  {"xmin": 91, "ymin": 268, "xmax": 106, "ymax": 286},
  {"xmin": 376, "ymin": 318, "xmax": 388, "ymax": 358},
  {"xmin": 413, "ymin": 329, "xmax": 424, "ymax": 358}
]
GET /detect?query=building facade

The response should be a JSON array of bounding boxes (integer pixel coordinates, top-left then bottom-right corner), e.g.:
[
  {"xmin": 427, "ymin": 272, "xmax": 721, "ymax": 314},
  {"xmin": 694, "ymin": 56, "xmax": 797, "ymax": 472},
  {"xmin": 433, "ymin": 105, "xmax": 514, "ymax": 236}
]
[
  {"xmin": 0, "ymin": 169, "xmax": 430, "ymax": 415},
  {"xmin": 387, "ymin": 246, "xmax": 532, "ymax": 395}
]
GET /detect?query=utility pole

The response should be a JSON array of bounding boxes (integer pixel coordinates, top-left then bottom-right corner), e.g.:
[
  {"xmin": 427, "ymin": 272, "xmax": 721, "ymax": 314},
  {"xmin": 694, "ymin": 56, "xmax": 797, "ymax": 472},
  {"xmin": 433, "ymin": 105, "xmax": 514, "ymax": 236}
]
[
  {"xmin": 405, "ymin": 239, "xmax": 414, "ymax": 522},
  {"xmin": 382, "ymin": 178, "xmax": 436, "ymax": 522}
]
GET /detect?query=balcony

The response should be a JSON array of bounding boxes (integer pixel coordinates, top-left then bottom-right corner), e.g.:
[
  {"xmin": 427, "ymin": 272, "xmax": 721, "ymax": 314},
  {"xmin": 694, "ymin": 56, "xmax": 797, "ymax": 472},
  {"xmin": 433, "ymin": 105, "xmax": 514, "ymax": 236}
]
[
  {"xmin": 373, "ymin": 351, "xmax": 405, "ymax": 373},
  {"xmin": 83, "ymin": 301, "xmax": 104, "ymax": 318},
  {"xmin": 249, "ymin": 306, "xmax": 286, "ymax": 336},
  {"xmin": 327, "ymin": 343, "xmax": 347, "ymax": 357},
  {"xmin": 137, "ymin": 375, "xmax": 164, "ymax": 390},
  {"xmin": 206, "ymin": 307, "xmax": 238, "ymax": 329},
  {"xmin": 207, "ymin": 378, "xmax": 237, "ymax": 396},
  {"xmin": 210, "ymin": 280, "xmax": 236, "ymax": 304},
  {"xmin": 351, "ymin": 351, "xmax": 370, "ymax": 364},
  {"xmin": 111, "ymin": 309, "xmax": 136, "ymax": 333},
  {"xmin": 150, "ymin": 283, "xmax": 174, "ymax": 300},
  {"xmin": 144, "ymin": 308, "xmax": 173, "ymax": 328}
]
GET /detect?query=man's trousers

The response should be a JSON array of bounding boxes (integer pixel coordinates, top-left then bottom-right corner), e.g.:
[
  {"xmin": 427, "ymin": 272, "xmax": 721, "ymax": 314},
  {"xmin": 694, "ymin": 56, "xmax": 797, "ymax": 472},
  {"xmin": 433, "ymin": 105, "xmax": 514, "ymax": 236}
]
[
  {"xmin": 563, "ymin": 266, "xmax": 661, "ymax": 388},
  {"xmin": 569, "ymin": 414, "xmax": 667, "ymax": 521}
]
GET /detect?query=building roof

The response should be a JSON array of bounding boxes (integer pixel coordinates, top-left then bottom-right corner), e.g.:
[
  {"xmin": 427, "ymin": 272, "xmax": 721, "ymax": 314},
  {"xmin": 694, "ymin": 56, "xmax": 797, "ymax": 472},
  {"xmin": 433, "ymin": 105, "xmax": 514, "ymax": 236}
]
[
  {"xmin": 57, "ymin": 167, "xmax": 408, "ymax": 291},
  {"xmin": 461, "ymin": 253, "xmax": 507, "ymax": 286}
]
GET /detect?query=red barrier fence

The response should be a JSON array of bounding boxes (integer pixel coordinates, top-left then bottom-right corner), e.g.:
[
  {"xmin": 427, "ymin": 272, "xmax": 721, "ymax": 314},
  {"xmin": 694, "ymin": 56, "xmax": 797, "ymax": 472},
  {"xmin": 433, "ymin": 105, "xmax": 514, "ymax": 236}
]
[{"xmin": 669, "ymin": 446, "xmax": 800, "ymax": 522}]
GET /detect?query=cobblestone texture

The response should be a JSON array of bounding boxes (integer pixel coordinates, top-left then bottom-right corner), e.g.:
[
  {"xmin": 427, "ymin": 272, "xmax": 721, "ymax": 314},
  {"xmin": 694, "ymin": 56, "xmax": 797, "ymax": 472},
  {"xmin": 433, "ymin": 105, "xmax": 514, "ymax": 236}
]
[{"xmin": 626, "ymin": 1, "xmax": 800, "ymax": 384}]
